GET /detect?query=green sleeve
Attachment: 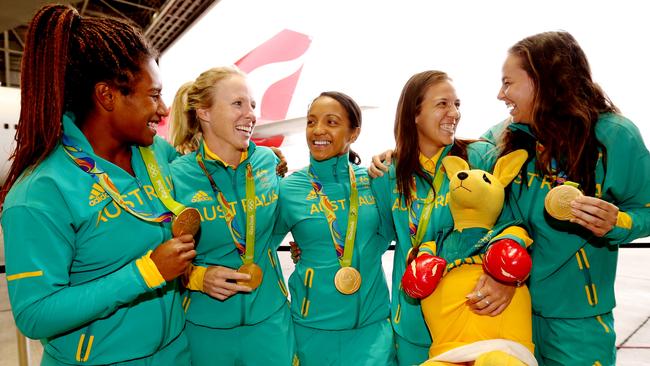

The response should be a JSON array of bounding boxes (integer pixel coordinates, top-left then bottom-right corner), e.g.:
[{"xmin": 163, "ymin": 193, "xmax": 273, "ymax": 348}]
[
  {"xmin": 154, "ymin": 136, "xmax": 180, "ymax": 163},
  {"xmin": 480, "ymin": 119, "xmax": 510, "ymax": 143},
  {"xmin": 467, "ymin": 140, "xmax": 498, "ymax": 171},
  {"xmin": 3, "ymin": 206, "xmax": 158, "ymax": 339},
  {"xmin": 601, "ymin": 120, "xmax": 650, "ymax": 244},
  {"xmin": 370, "ymin": 167, "xmax": 396, "ymax": 242},
  {"xmin": 271, "ymin": 183, "xmax": 291, "ymax": 248}
]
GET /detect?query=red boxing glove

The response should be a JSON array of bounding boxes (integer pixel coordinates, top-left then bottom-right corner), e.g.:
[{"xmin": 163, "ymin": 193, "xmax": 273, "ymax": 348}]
[
  {"xmin": 482, "ymin": 238, "xmax": 532, "ymax": 284},
  {"xmin": 401, "ymin": 253, "xmax": 446, "ymax": 299}
]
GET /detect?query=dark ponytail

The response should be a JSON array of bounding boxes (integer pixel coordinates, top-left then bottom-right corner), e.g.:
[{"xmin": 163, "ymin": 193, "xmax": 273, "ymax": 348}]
[{"xmin": 315, "ymin": 91, "xmax": 363, "ymax": 165}]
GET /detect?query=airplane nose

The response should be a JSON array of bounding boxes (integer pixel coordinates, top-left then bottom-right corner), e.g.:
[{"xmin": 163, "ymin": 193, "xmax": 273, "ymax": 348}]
[{"xmin": 457, "ymin": 172, "xmax": 468, "ymax": 180}]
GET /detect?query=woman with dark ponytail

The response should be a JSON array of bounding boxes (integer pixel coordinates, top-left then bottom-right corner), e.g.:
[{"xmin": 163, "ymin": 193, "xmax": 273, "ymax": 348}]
[
  {"xmin": 274, "ymin": 91, "xmax": 396, "ymax": 365},
  {"xmin": 2, "ymin": 4, "xmax": 195, "ymax": 365}
]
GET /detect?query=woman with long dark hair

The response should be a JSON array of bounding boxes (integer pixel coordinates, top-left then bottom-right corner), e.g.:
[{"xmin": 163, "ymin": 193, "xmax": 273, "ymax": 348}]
[
  {"xmin": 370, "ymin": 71, "xmax": 533, "ymax": 365},
  {"xmin": 484, "ymin": 31, "xmax": 650, "ymax": 365}
]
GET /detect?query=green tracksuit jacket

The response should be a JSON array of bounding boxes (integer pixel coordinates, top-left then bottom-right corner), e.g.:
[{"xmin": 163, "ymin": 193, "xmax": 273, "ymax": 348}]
[
  {"xmin": 482, "ymin": 113, "xmax": 650, "ymax": 317},
  {"xmin": 274, "ymin": 153, "xmax": 393, "ymax": 330},
  {"xmin": 370, "ymin": 141, "xmax": 496, "ymax": 347},
  {"xmin": 3, "ymin": 113, "xmax": 186, "ymax": 365},
  {"xmin": 170, "ymin": 142, "xmax": 289, "ymax": 328}
]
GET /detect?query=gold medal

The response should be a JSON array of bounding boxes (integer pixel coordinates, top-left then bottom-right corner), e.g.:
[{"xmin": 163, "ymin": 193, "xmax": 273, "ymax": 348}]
[
  {"xmin": 237, "ymin": 263, "xmax": 263, "ymax": 289},
  {"xmin": 544, "ymin": 184, "xmax": 583, "ymax": 221},
  {"xmin": 334, "ymin": 267, "xmax": 361, "ymax": 295},
  {"xmin": 172, "ymin": 207, "xmax": 202, "ymax": 237}
]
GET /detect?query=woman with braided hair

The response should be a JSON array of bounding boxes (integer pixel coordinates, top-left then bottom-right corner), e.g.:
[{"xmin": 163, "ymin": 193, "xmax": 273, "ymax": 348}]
[{"xmin": 2, "ymin": 4, "xmax": 195, "ymax": 365}]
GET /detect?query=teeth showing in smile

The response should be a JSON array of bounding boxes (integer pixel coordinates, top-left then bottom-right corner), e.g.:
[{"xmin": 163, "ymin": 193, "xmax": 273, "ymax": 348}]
[
  {"xmin": 440, "ymin": 123, "xmax": 456, "ymax": 133},
  {"xmin": 506, "ymin": 103, "xmax": 515, "ymax": 112},
  {"xmin": 147, "ymin": 121, "xmax": 158, "ymax": 128},
  {"xmin": 313, "ymin": 140, "xmax": 331, "ymax": 146},
  {"xmin": 236, "ymin": 125, "xmax": 252, "ymax": 134}
]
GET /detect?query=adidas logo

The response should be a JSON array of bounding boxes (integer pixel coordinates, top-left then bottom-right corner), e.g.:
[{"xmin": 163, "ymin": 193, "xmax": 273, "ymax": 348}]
[
  {"xmin": 255, "ymin": 169, "xmax": 268, "ymax": 178},
  {"xmin": 306, "ymin": 189, "xmax": 318, "ymax": 200},
  {"xmin": 191, "ymin": 190, "xmax": 213, "ymax": 203},
  {"xmin": 89, "ymin": 183, "xmax": 110, "ymax": 206}
]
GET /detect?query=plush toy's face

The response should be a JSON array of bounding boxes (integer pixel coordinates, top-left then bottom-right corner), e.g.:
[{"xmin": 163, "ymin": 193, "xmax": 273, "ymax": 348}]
[
  {"xmin": 442, "ymin": 149, "xmax": 528, "ymax": 230},
  {"xmin": 447, "ymin": 168, "xmax": 506, "ymax": 225}
]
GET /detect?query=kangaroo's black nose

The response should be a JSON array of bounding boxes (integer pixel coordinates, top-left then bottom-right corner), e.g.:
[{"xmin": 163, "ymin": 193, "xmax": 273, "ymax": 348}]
[{"xmin": 457, "ymin": 172, "xmax": 468, "ymax": 180}]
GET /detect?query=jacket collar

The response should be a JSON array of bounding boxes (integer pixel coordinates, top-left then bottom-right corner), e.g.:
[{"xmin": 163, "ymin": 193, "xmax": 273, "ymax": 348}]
[{"xmin": 309, "ymin": 152, "xmax": 350, "ymax": 182}]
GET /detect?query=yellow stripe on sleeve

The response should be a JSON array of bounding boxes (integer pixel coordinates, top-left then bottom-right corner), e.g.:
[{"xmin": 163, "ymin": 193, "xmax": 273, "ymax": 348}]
[
  {"xmin": 186, "ymin": 265, "xmax": 207, "ymax": 292},
  {"xmin": 496, "ymin": 226, "xmax": 533, "ymax": 247},
  {"xmin": 7, "ymin": 271, "xmax": 43, "ymax": 281},
  {"xmin": 135, "ymin": 250, "xmax": 165, "ymax": 289},
  {"xmin": 616, "ymin": 211, "xmax": 633, "ymax": 230}
]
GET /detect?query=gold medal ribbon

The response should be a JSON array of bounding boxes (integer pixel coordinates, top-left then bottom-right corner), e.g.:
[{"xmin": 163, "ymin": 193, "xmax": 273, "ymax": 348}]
[
  {"xmin": 308, "ymin": 164, "xmax": 359, "ymax": 268},
  {"xmin": 196, "ymin": 152, "xmax": 256, "ymax": 264},
  {"xmin": 139, "ymin": 146, "xmax": 187, "ymax": 216},
  {"xmin": 61, "ymin": 135, "xmax": 172, "ymax": 223},
  {"xmin": 408, "ymin": 144, "xmax": 452, "ymax": 249}
]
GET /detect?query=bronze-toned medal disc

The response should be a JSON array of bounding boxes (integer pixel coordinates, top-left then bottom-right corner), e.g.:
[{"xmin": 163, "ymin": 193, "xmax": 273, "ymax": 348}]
[
  {"xmin": 237, "ymin": 263, "xmax": 263, "ymax": 289},
  {"xmin": 172, "ymin": 207, "xmax": 201, "ymax": 237},
  {"xmin": 544, "ymin": 184, "xmax": 584, "ymax": 221},
  {"xmin": 334, "ymin": 267, "xmax": 362, "ymax": 295}
]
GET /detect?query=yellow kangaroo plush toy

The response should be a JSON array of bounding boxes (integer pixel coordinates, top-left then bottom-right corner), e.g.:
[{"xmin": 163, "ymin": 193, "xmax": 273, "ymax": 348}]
[{"xmin": 402, "ymin": 149, "xmax": 537, "ymax": 366}]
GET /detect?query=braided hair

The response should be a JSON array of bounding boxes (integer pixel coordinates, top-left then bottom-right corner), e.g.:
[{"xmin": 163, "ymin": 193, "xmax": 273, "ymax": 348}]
[{"xmin": 1, "ymin": 4, "xmax": 157, "ymax": 204}]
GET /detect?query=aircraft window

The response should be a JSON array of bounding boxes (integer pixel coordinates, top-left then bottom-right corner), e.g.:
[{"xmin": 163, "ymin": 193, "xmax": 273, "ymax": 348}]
[{"xmin": 3, "ymin": 123, "xmax": 8, "ymax": 129}]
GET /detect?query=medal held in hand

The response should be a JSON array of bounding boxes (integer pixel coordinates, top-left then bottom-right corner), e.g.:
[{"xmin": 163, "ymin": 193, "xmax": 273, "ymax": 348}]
[
  {"xmin": 139, "ymin": 147, "xmax": 202, "ymax": 238},
  {"xmin": 172, "ymin": 207, "xmax": 202, "ymax": 237},
  {"xmin": 237, "ymin": 262, "xmax": 263, "ymax": 289},
  {"xmin": 197, "ymin": 153, "xmax": 263, "ymax": 289},
  {"xmin": 309, "ymin": 164, "xmax": 361, "ymax": 295},
  {"xmin": 544, "ymin": 182, "xmax": 583, "ymax": 221}
]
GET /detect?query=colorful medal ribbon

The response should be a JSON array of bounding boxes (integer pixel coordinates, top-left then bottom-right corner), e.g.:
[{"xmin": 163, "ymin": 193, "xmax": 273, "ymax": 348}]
[
  {"xmin": 308, "ymin": 164, "xmax": 359, "ymax": 268},
  {"xmin": 139, "ymin": 146, "xmax": 188, "ymax": 216},
  {"xmin": 196, "ymin": 152, "xmax": 256, "ymax": 264},
  {"xmin": 61, "ymin": 134, "xmax": 172, "ymax": 223},
  {"xmin": 408, "ymin": 144, "xmax": 452, "ymax": 249}
]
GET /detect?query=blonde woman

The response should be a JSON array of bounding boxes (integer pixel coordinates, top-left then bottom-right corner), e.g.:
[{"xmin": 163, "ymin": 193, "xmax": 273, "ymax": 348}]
[{"xmin": 168, "ymin": 67, "xmax": 295, "ymax": 365}]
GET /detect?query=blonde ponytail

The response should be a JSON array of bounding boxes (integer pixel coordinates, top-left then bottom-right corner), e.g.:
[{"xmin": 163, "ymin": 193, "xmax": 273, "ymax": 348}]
[{"xmin": 168, "ymin": 66, "xmax": 245, "ymax": 154}]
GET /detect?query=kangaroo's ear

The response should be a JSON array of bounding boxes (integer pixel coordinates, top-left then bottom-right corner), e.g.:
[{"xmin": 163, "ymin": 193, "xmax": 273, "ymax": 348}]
[
  {"xmin": 493, "ymin": 149, "xmax": 528, "ymax": 186},
  {"xmin": 442, "ymin": 155, "xmax": 469, "ymax": 180}
]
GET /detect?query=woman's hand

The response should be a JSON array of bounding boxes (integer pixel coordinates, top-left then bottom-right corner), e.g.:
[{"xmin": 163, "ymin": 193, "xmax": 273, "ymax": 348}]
[
  {"xmin": 203, "ymin": 266, "xmax": 252, "ymax": 300},
  {"xmin": 150, "ymin": 234, "xmax": 196, "ymax": 281},
  {"xmin": 570, "ymin": 196, "xmax": 619, "ymax": 237},
  {"xmin": 289, "ymin": 241, "xmax": 302, "ymax": 264},
  {"xmin": 270, "ymin": 147, "xmax": 288, "ymax": 177},
  {"xmin": 367, "ymin": 150, "xmax": 394, "ymax": 178},
  {"xmin": 466, "ymin": 273, "xmax": 516, "ymax": 316}
]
